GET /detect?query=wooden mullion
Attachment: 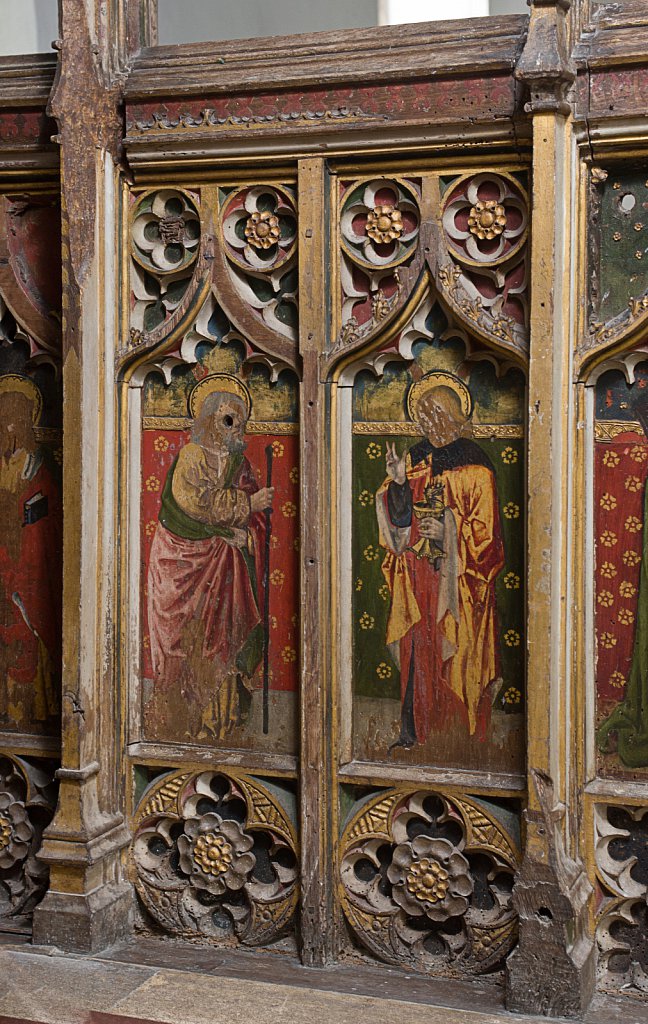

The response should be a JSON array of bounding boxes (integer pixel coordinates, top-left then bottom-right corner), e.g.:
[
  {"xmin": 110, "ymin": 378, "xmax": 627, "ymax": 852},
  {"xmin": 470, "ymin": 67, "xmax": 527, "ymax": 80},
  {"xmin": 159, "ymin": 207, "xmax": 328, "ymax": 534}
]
[{"xmin": 297, "ymin": 156, "xmax": 334, "ymax": 966}]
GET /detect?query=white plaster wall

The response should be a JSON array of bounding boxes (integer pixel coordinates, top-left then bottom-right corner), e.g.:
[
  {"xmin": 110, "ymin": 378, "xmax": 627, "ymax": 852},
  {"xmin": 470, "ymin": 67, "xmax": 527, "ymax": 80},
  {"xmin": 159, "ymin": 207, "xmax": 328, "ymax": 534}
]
[
  {"xmin": 157, "ymin": 0, "xmax": 528, "ymax": 44},
  {"xmin": 0, "ymin": 0, "xmax": 58, "ymax": 55},
  {"xmin": 0, "ymin": 0, "xmax": 528, "ymax": 56}
]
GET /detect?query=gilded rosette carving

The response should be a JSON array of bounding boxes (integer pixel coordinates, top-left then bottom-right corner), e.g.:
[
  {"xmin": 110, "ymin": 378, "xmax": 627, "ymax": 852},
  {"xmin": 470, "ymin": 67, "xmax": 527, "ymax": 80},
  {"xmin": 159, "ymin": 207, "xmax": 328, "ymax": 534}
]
[
  {"xmin": 595, "ymin": 804, "xmax": 648, "ymax": 995},
  {"xmin": 341, "ymin": 178, "xmax": 419, "ymax": 272},
  {"xmin": 436, "ymin": 172, "xmax": 529, "ymax": 356},
  {"xmin": 0, "ymin": 754, "xmax": 57, "ymax": 932},
  {"xmin": 336, "ymin": 176, "xmax": 420, "ymax": 350},
  {"xmin": 339, "ymin": 788, "xmax": 519, "ymax": 976},
  {"xmin": 219, "ymin": 185, "xmax": 298, "ymax": 343},
  {"xmin": 131, "ymin": 769, "xmax": 298, "ymax": 947}
]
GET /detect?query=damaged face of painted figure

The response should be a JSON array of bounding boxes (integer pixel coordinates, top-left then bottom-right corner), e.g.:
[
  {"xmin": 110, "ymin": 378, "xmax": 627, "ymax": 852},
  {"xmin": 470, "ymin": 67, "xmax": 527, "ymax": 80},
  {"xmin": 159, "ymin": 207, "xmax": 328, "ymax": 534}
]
[
  {"xmin": 414, "ymin": 386, "xmax": 470, "ymax": 448},
  {"xmin": 192, "ymin": 392, "xmax": 248, "ymax": 457}
]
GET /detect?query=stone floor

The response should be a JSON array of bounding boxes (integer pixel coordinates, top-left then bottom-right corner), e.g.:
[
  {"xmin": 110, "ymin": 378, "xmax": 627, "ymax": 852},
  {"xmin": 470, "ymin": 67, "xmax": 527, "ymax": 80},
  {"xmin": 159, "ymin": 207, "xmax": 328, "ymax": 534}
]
[{"xmin": 0, "ymin": 937, "xmax": 646, "ymax": 1024}]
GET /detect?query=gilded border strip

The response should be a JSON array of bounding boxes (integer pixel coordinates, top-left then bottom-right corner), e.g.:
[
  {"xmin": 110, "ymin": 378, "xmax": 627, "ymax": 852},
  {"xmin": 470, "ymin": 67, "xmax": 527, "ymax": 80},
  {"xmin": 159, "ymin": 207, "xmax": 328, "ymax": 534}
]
[
  {"xmin": 143, "ymin": 417, "xmax": 298, "ymax": 434},
  {"xmin": 352, "ymin": 422, "xmax": 524, "ymax": 439},
  {"xmin": 595, "ymin": 420, "xmax": 644, "ymax": 441}
]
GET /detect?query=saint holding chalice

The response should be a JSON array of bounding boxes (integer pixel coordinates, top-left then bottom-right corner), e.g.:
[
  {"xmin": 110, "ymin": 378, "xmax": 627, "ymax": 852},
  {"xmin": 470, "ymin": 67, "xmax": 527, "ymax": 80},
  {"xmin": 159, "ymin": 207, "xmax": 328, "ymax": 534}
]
[{"xmin": 375, "ymin": 371, "xmax": 504, "ymax": 750}]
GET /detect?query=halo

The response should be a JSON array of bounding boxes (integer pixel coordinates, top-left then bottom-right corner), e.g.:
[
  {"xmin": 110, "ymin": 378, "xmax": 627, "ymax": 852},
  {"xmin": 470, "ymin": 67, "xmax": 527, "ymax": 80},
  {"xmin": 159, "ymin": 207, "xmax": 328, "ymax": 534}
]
[
  {"xmin": 0, "ymin": 374, "xmax": 43, "ymax": 424},
  {"xmin": 189, "ymin": 373, "xmax": 252, "ymax": 421},
  {"xmin": 407, "ymin": 371, "xmax": 472, "ymax": 422}
]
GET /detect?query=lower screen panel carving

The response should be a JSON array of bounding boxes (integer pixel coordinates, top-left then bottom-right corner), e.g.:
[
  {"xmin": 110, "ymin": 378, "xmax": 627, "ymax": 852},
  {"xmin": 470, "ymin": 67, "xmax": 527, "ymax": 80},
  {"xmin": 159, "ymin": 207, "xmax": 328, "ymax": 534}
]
[
  {"xmin": 131, "ymin": 767, "xmax": 298, "ymax": 948},
  {"xmin": 338, "ymin": 786, "xmax": 520, "ymax": 977}
]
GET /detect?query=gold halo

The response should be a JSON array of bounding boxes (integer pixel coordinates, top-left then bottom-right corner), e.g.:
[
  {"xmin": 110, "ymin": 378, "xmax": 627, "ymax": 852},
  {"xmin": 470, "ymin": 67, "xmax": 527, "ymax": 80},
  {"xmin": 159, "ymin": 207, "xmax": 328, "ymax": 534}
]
[
  {"xmin": 189, "ymin": 373, "xmax": 252, "ymax": 421},
  {"xmin": 407, "ymin": 371, "xmax": 472, "ymax": 422},
  {"xmin": 0, "ymin": 374, "xmax": 43, "ymax": 424}
]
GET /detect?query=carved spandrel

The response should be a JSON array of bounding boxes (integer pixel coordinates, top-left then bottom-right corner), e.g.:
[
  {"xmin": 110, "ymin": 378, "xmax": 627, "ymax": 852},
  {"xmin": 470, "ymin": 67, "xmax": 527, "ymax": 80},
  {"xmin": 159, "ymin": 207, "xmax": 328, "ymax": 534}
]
[
  {"xmin": 434, "ymin": 171, "xmax": 529, "ymax": 359},
  {"xmin": 339, "ymin": 787, "xmax": 520, "ymax": 977},
  {"xmin": 335, "ymin": 176, "xmax": 421, "ymax": 353},
  {"xmin": 581, "ymin": 166, "xmax": 648, "ymax": 365},
  {"xmin": 0, "ymin": 196, "xmax": 62, "ymax": 360},
  {"xmin": 132, "ymin": 768, "xmax": 298, "ymax": 948}
]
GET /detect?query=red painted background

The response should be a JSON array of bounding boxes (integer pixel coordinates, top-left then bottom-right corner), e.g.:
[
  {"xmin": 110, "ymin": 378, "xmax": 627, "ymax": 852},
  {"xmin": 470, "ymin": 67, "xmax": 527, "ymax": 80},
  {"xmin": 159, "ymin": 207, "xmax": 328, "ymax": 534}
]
[
  {"xmin": 595, "ymin": 431, "xmax": 648, "ymax": 705},
  {"xmin": 140, "ymin": 429, "xmax": 299, "ymax": 693}
]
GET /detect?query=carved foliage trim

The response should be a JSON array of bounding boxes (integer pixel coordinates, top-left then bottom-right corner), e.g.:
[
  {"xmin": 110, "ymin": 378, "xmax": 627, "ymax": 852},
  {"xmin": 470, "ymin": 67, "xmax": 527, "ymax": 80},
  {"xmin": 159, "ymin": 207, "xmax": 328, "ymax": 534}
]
[
  {"xmin": 339, "ymin": 788, "xmax": 519, "ymax": 976},
  {"xmin": 0, "ymin": 754, "xmax": 57, "ymax": 932},
  {"xmin": 132, "ymin": 769, "xmax": 298, "ymax": 947},
  {"xmin": 595, "ymin": 804, "xmax": 648, "ymax": 995}
]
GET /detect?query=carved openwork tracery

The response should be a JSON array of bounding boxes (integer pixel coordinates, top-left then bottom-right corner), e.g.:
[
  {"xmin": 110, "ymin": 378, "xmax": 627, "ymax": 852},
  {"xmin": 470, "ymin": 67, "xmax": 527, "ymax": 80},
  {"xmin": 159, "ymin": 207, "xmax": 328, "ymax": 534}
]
[
  {"xmin": 435, "ymin": 172, "xmax": 529, "ymax": 357},
  {"xmin": 129, "ymin": 187, "xmax": 206, "ymax": 349},
  {"xmin": 218, "ymin": 184, "xmax": 298, "ymax": 350},
  {"xmin": 337, "ymin": 176, "xmax": 421, "ymax": 350},
  {"xmin": 583, "ymin": 165, "xmax": 648, "ymax": 367},
  {"xmin": 0, "ymin": 755, "xmax": 57, "ymax": 932},
  {"xmin": 339, "ymin": 788, "xmax": 519, "ymax": 976},
  {"xmin": 132, "ymin": 769, "xmax": 298, "ymax": 947},
  {"xmin": 333, "ymin": 170, "xmax": 529, "ymax": 370},
  {"xmin": 595, "ymin": 804, "xmax": 648, "ymax": 995}
]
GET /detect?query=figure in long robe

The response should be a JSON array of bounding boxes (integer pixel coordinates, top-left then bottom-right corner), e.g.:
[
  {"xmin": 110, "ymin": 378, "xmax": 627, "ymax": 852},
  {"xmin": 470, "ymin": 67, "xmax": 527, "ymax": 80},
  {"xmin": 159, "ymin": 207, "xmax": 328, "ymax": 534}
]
[
  {"xmin": 147, "ymin": 387, "xmax": 274, "ymax": 741},
  {"xmin": 376, "ymin": 374, "xmax": 504, "ymax": 748},
  {"xmin": 0, "ymin": 381, "xmax": 61, "ymax": 731}
]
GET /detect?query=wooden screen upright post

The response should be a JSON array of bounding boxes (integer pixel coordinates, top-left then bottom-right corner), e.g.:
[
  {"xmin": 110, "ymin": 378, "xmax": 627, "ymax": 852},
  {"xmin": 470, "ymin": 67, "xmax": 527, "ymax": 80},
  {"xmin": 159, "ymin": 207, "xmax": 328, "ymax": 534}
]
[
  {"xmin": 505, "ymin": 0, "xmax": 596, "ymax": 1015},
  {"xmin": 31, "ymin": 0, "xmax": 134, "ymax": 952},
  {"xmin": 297, "ymin": 157, "xmax": 335, "ymax": 966}
]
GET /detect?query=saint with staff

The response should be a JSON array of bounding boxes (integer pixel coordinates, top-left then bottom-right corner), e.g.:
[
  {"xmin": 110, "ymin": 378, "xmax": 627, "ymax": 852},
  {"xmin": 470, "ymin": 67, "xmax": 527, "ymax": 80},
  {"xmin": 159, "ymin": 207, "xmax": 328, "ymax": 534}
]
[{"xmin": 147, "ymin": 373, "xmax": 274, "ymax": 741}]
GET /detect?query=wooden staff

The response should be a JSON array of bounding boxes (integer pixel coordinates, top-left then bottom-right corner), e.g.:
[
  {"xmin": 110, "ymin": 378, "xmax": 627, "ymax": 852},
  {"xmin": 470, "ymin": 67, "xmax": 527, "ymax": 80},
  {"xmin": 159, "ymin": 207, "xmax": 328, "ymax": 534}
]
[{"xmin": 262, "ymin": 443, "xmax": 273, "ymax": 735}]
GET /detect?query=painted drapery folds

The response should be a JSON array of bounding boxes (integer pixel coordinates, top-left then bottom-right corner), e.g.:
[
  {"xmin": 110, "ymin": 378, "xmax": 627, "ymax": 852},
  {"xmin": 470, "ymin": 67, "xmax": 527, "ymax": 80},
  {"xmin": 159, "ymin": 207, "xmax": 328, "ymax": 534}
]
[
  {"xmin": 350, "ymin": 315, "xmax": 525, "ymax": 774},
  {"xmin": 595, "ymin": 362, "xmax": 648, "ymax": 775},
  {"xmin": 0, "ymin": 195, "xmax": 62, "ymax": 739},
  {"xmin": 140, "ymin": 352, "xmax": 299, "ymax": 754}
]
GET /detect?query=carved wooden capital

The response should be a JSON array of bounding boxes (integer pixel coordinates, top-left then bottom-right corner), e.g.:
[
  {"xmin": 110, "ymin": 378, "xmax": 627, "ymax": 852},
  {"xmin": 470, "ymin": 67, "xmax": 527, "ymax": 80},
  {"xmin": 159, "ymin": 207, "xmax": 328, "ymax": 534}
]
[{"xmin": 515, "ymin": 0, "xmax": 576, "ymax": 115}]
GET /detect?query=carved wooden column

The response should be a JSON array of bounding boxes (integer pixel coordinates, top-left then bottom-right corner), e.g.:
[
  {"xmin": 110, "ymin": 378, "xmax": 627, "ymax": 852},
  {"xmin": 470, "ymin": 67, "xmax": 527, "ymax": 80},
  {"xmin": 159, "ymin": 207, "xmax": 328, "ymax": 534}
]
[
  {"xmin": 505, "ymin": 0, "xmax": 596, "ymax": 1016},
  {"xmin": 31, "ymin": 0, "xmax": 150, "ymax": 952}
]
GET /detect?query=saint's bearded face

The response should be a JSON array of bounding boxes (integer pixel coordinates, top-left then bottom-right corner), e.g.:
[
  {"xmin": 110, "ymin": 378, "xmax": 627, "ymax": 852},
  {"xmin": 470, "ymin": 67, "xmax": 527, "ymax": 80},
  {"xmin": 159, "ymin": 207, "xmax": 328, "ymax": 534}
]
[{"xmin": 202, "ymin": 397, "xmax": 247, "ymax": 456}]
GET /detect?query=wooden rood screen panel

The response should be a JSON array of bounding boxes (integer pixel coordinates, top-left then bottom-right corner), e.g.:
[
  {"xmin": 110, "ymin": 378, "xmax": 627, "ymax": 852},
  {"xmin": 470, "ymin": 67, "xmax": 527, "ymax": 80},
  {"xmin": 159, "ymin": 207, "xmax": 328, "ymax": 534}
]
[
  {"xmin": 4, "ymin": 1, "xmax": 648, "ymax": 1019},
  {"xmin": 121, "ymin": 166, "xmax": 527, "ymax": 965}
]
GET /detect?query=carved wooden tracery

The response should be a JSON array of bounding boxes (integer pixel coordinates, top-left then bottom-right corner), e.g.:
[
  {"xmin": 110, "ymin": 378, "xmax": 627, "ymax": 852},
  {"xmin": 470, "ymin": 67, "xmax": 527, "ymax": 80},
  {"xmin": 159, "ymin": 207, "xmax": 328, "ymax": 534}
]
[{"xmin": 2, "ymin": 1, "xmax": 648, "ymax": 1019}]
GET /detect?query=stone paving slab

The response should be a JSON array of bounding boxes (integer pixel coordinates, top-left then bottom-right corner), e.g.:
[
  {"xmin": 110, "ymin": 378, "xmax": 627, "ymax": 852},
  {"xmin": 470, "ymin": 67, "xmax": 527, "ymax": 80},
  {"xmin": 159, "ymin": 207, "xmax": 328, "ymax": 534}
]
[{"xmin": 0, "ymin": 945, "xmax": 647, "ymax": 1024}]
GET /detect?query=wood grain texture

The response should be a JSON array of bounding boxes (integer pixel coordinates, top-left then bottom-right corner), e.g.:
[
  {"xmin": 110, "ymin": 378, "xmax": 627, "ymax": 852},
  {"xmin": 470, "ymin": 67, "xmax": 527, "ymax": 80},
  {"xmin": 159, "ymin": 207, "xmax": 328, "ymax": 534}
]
[
  {"xmin": 297, "ymin": 158, "xmax": 334, "ymax": 966},
  {"xmin": 30, "ymin": 0, "xmax": 132, "ymax": 953},
  {"xmin": 125, "ymin": 17, "xmax": 527, "ymax": 99}
]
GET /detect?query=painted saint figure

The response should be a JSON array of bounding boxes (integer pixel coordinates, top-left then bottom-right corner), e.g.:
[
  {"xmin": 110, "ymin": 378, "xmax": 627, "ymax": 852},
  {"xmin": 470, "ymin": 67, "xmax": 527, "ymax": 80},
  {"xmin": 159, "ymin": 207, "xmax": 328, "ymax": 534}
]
[
  {"xmin": 376, "ymin": 372, "xmax": 504, "ymax": 748},
  {"xmin": 147, "ymin": 376, "xmax": 274, "ymax": 741},
  {"xmin": 0, "ymin": 375, "xmax": 61, "ymax": 731}
]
